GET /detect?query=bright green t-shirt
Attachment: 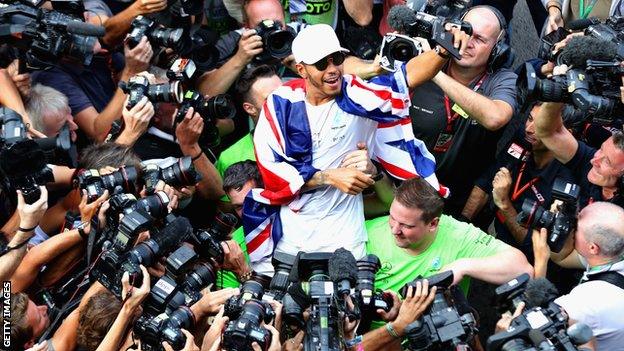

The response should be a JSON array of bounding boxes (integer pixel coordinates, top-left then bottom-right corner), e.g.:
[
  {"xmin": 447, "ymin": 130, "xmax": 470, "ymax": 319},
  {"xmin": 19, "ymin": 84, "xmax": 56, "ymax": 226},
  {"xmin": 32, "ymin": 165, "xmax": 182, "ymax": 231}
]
[
  {"xmin": 215, "ymin": 133, "xmax": 256, "ymax": 202},
  {"xmin": 365, "ymin": 214, "xmax": 507, "ymax": 296},
  {"xmin": 281, "ymin": 0, "xmax": 339, "ymax": 28},
  {"xmin": 216, "ymin": 226, "xmax": 250, "ymax": 289}
]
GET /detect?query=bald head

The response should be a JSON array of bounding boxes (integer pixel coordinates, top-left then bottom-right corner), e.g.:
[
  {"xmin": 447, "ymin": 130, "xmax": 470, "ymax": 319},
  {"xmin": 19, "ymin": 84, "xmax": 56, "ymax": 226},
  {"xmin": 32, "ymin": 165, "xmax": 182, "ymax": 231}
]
[
  {"xmin": 578, "ymin": 202, "xmax": 624, "ymax": 258},
  {"xmin": 454, "ymin": 6, "xmax": 504, "ymax": 69},
  {"xmin": 244, "ymin": 0, "xmax": 285, "ymax": 28},
  {"xmin": 464, "ymin": 7, "xmax": 504, "ymax": 40}
]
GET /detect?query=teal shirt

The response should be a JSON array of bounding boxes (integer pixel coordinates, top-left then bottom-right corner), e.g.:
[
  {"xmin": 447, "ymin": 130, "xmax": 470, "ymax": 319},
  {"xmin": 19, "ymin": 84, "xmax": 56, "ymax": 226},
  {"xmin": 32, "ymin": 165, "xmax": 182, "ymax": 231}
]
[{"xmin": 217, "ymin": 226, "xmax": 250, "ymax": 289}]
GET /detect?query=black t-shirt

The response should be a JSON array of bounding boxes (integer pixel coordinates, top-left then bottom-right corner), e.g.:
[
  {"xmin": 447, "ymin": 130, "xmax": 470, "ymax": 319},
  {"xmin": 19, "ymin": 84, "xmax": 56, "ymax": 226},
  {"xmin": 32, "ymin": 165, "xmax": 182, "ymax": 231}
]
[
  {"xmin": 410, "ymin": 68, "xmax": 517, "ymax": 214},
  {"xmin": 565, "ymin": 141, "xmax": 604, "ymax": 208}
]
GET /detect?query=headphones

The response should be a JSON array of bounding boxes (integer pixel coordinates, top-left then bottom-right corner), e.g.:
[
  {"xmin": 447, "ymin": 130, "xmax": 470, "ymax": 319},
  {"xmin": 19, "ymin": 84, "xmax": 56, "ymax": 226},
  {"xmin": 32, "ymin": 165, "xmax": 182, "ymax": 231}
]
[{"xmin": 461, "ymin": 5, "xmax": 514, "ymax": 72}]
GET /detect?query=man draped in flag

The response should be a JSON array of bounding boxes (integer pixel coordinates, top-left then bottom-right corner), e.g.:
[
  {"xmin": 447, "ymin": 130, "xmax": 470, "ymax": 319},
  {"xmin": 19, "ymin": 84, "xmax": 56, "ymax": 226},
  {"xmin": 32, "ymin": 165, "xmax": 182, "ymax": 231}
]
[{"xmin": 244, "ymin": 24, "xmax": 469, "ymax": 274}]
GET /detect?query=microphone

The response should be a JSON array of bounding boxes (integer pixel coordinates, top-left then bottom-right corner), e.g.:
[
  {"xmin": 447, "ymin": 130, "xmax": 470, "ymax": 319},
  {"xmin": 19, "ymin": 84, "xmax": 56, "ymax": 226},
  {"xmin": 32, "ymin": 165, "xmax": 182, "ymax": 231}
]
[
  {"xmin": 565, "ymin": 18, "xmax": 601, "ymax": 31},
  {"xmin": 567, "ymin": 323, "xmax": 594, "ymax": 345},
  {"xmin": 522, "ymin": 278, "xmax": 559, "ymax": 309},
  {"xmin": 387, "ymin": 5, "xmax": 418, "ymax": 33},
  {"xmin": 66, "ymin": 21, "xmax": 106, "ymax": 37},
  {"xmin": 328, "ymin": 248, "xmax": 358, "ymax": 296},
  {"xmin": 148, "ymin": 215, "xmax": 193, "ymax": 251},
  {"xmin": 558, "ymin": 36, "xmax": 618, "ymax": 68}
]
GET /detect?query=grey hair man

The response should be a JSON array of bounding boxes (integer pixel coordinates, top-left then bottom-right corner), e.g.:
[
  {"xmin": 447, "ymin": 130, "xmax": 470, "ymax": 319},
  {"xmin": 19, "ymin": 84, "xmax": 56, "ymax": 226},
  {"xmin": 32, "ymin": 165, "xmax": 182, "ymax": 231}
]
[{"xmin": 26, "ymin": 84, "xmax": 78, "ymax": 140}]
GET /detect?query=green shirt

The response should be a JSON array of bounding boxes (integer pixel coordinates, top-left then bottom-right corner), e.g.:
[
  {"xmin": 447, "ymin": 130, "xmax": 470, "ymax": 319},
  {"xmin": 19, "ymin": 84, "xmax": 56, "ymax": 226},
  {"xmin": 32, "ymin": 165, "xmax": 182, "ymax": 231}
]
[
  {"xmin": 216, "ymin": 226, "xmax": 250, "ymax": 289},
  {"xmin": 215, "ymin": 133, "xmax": 256, "ymax": 202},
  {"xmin": 365, "ymin": 214, "xmax": 507, "ymax": 295},
  {"xmin": 281, "ymin": 0, "xmax": 339, "ymax": 28}
]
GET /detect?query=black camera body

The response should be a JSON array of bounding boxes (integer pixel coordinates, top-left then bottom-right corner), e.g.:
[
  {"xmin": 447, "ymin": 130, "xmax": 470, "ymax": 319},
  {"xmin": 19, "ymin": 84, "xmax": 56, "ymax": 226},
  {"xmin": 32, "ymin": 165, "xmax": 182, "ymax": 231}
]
[
  {"xmin": 0, "ymin": 107, "xmax": 76, "ymax": 204},
  {"xmin": 134, "ymin": 305, "xmax": 196, "ymax": 351},
  {"xmin": 74, "ymin": 166, "xmax": 139, "ymax": 202},
  {"xmin": 141, "ymin": 157, "xmax": 202, "ymax": 194},
  {"xmin": 0, "ymin": 2, "xmax": 104, "ymax": 70},
  {"xmin": 400, "ymin": 271, "xmax": 478, "ymax": 351},
  {"xmin": 494, "ymin": 273, "xmax": 531, "ymax": 315},
  {"xmin": 223, "ymin": 299, "xmax": 275, "ymax": 351},
  {"xmin": 517, "ymin": 178, "xmax": 580, "ymax": 252},
  {"xmin": 253, "ymin": 19, "xmax": 295, "ymax": 64},
  {"xmin": 119, "ymin": 75, "xmax": 184, "ymax": 110},
  {"xmin": 174, "ymin": 91, "xmax": 236, "ymax": 149},
  {"xmin": 191, "ymin": 212, "xmax": 237, "ymax": 263},
  {"xmin": 127, "ymin": 15, "xmax": 186, "ymax": 51}
]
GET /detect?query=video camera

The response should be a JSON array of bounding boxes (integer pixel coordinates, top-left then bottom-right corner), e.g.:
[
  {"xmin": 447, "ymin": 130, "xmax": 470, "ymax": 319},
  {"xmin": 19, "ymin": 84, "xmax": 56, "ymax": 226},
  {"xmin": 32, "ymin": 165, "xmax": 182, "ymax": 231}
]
[
  {"xmin": 0, "ymin": 1, "xmax": 104, "ymax": 71},
  {"xmin": 488, "ymin": 276, "xmax": 592, "ymax": 351},
  {"xmin": 399, "ymin": 271, "xmax": 478, "ymax": 350},
  {"xmin": 379, "ymin": 3, "xmax": 473, "ymax": 71},
  {"xmin": 141, "ymin": 157, "xmax": 201, "ymax": 194},
  {"xmin": 517, "ymin": 178, "xmax": 579, "ymax": 252},
  {"xmin": 0, "ymin": 107, "xmax": 77, "ymax": 204},
  {"xmin": 174, "ymin": 91, "xmax": 236, "ymax": 149}
]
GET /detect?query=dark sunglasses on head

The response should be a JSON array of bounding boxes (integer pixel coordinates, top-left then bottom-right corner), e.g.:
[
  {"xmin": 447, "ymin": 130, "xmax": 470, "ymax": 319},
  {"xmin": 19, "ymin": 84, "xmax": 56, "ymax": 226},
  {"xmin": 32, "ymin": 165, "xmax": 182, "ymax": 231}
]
[{"xmin": 312, "ymin": 52, "xmax": 346, "ymax": 71}]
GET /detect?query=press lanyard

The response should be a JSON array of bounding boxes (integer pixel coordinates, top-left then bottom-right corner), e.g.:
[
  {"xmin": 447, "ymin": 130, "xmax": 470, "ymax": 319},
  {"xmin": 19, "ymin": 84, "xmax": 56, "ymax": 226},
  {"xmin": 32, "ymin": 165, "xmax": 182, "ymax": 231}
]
[
  {"xmin": 579, "ymin": 0, "xmax": 599, "ymax": 19},
  {"xmin": 443, "ymin": 73, "xmax": 487, "ymax": 132},
  {"xmin": 511, "ymin": 162, "xmax": 541, "ymax": 202}
]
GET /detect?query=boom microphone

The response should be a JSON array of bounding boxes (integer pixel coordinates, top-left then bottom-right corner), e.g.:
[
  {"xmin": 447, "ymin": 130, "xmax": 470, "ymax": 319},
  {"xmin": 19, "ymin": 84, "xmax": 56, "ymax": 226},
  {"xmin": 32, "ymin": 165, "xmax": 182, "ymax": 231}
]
[
  {"xmin": 558, "ymin": 36, "xmax": 618, "ymax": 68},
  {"xmin": 328, "ymin": 248, "xmax": 358, "ymax": 296},
  {"xmin": 565, "ymin": 17, "xmax": 601, "ymax": 31},
  {"xmin": 388, "ymin": 5, "xmax": 418, "ymax": 33},
  {"xmin": 523, "ymin": 278, "xmax": 559, "ymax": 309},
  {"xmin": 66, "ymin": 20, "xmax": 106, "ymax": 37}
]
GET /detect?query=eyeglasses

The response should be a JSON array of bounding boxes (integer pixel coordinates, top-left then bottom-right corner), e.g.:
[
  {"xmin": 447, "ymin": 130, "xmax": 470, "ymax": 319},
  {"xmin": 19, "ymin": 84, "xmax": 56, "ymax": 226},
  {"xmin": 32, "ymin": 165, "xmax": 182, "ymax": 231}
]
[{"xmin": 312, "ymin": 52, "xmax": 346, "ymax": 71}]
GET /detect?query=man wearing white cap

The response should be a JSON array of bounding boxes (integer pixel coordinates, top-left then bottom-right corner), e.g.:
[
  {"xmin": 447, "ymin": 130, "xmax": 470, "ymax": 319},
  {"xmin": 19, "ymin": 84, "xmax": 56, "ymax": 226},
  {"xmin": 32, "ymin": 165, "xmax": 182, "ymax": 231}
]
[{"xmin": 243, "ymin": 24, "xmax": 469, "ymax": 275}]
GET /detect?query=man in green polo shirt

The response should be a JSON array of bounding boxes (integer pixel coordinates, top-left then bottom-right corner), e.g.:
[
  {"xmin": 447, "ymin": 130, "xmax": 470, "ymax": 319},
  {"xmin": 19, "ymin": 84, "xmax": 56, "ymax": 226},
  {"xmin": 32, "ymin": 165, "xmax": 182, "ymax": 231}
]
[{"xmin": 366, "ymin": 177, "xmax": 533, "ymax": 294}]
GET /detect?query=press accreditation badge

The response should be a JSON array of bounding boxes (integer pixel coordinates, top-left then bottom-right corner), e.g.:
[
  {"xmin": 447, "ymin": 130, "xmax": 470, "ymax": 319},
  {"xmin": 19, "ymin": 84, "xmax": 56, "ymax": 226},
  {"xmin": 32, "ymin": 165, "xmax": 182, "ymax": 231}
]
[{"xmin": 433, "ymin": 132, "xmax": 454, "ymax": 152}]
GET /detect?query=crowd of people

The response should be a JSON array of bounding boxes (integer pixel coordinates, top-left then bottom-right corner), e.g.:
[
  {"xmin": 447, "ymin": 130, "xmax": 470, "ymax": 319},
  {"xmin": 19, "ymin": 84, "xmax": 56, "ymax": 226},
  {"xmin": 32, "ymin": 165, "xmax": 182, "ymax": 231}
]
[{"xmin": 1, "ymin": 0, "xmax": 624, "ymax": 350}]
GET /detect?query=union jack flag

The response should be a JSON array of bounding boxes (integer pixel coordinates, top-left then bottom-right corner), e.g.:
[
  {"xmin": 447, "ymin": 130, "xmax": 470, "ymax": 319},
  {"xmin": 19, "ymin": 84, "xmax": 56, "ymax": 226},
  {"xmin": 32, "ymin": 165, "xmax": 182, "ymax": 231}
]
[{"xmin": 242, "ymin": 64, "xmax": 448, "ymax": 264}]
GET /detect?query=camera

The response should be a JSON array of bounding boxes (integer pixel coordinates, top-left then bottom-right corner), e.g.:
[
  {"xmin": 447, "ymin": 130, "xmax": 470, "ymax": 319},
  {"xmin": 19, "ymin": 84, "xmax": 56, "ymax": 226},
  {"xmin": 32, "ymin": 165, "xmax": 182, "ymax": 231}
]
[
  {"xmin": 191, "ymin": 212, "xmax": 238, "ymax": 263},
  {"xmin": 262, "ymin": 251, "xmax": 296, "ymax": 301},
  {"xmin": 494, "ymin": 273, "xmax": 531, "ymax": 315},
  {"xmin": 225, "ymin": 280, "xmax": 265, "ymax": 318},
  {"xmin": 74, "ymin": 166, "xmax": 139, "ymax": 202},
  {"xmin": 0, "ymin": 2, "xmax": 104, "ymax": 70},
  {"xmin": 400, "ymin": 271, "xmax": 478, "ymax": 351},
  {"xmin": 141, "ymin": 157, "xmax": 202, "ymax": 194},
  {"xmin": 0, "ymin": 108, "xmax": 77, "ymax": 204},
  {"xmin": 253, "ymin": 19, "xmax": 295, "ymax": 64},
  {"xmin": 174, "ymin": 91, "xmax": 236, "ymax": 149},
  {"xmin": 354, "ymin": 254, "xmax": 393, "ymax": 313},
  {"xmin": 379, "ymin": 34, "xmax": 423, "ymax": 72},
  {"xmin": 119, "ymin": 75, "xmax": 183, "ymax": 110},
  {"xmin": 135, "ymin": 305, "xmax": 197, "ymax": 351},
  {"xmin": 223, "ymin": 299, "xmax": 275, "ymax": 351},
  {"xmin": 517, "ymin": 178, "xmax": 580, "ymax": 252},
  {"xmin": 126, "ymin": 15, "xmax": 186, "ymax": 51},
  {"xmin": 487, "ymin": 303, "xmax": 590, "ymax": 351},
  {"xmin": 282, "ymin": 252, "xmax": 343, "ymax": 351}
]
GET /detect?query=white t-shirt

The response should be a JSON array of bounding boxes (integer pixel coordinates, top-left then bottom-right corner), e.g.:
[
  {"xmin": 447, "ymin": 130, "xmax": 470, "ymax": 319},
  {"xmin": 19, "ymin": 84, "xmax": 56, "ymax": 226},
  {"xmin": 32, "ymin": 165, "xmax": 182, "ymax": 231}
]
[
  {"xmin": 555, "ymin": 259, "xmax": 624, "ymax": 350},
  {"xmin": 275, "ymin": 100, "xmax": 377, "ymax": 259}
]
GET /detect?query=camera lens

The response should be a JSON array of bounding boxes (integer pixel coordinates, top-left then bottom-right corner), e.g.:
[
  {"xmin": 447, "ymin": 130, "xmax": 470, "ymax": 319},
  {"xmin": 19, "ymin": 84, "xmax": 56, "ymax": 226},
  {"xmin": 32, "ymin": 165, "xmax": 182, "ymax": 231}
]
[
  {"xmin": 101, "ymin": 166, "xmax": 138, "ymax": 194},
  {"xmin": 389, "ymin": 40, "xmax": 417, "ymax": 62},
  {"xmin": 148, "ymin": 81, "xmax": 183, "ymax": 104},
  {"xmin": 266, "ymin": 30, "xmax": 295, "ymax": 59},
  {"xmin": 161, "ymin": 156, "xmax": 200, "ymax": 187},
  {"xmin": 536, "ymin": 78, "xmax": 567, "ymax": 102},
  {"xmin": 404, "ymin": 320, "xmax": 431, "ymax": 351},
  {"xmin": 500, "ymin": 338, "xmax": 535, "ymax": 351},
  {"xmin": 135, "ymin": 191, "xmax": 170, "ymax": 219},
  {"xmin": 66, "ymin": 34, "xmax": 97, "ymax": 66},
  {"xmin": 152, "ymin": 27, "xmax": 185, "ymax": 51},
  {"xmin": 207, "ymin": 212, "xmax": 238, "ymax": 241},
  {"xmin": 205, "ymin": 95, "xmax": 236, "ymax": 120},
  {"xmin": 184, "ymin": 263, "xmax": 216, "ymax": 291}
]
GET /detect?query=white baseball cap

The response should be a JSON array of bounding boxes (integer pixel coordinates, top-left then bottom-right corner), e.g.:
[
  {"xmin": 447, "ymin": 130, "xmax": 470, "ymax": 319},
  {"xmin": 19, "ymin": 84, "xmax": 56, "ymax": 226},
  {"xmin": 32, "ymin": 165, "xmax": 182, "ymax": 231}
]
[{"xmin": 291, "ymin": 24, "xmax": 349, "ymax": 65}]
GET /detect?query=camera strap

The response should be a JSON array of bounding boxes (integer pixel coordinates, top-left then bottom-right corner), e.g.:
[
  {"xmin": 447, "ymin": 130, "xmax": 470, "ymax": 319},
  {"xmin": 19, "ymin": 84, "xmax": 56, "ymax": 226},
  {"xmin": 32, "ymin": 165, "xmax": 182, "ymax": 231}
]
[
  {"xmin": 585, "ymin": 271, "xmax": 624, "ymax": 290},
  {"xmin": 435, "ymin": 73, "xmax": 487, "ymax": 153},
  {"xmin": 511, "ymin": 162, "xmax": 542, "ymax": 203}
]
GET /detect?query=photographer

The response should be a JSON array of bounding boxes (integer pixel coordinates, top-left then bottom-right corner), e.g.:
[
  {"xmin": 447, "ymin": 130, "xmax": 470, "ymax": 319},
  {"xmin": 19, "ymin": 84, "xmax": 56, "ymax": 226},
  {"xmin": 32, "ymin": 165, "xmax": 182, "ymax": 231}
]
[
  {"xmin": 410, "ymin": 5, "xmax": 517, "ymax": 217},
  {"xmin": 534, "ymin": 201, "xmax": 624, "ymax": 349},
  {"xmin": 246, "ymin": 23, "xmax": 465, "ymax": 274},
  {"xmin": 534, "ymin": 102, "xmax": 624, "ymax": 208},
  {"xmin": 366, "ymin": 177, "xmax": 533, "ymax": 293},
  {"xmin": 25, "ymin": 84, "xmax": 79, "ymax": 140},
  {"xmin": 31, "ymin": 35, "xmax": 153, "ymax": 142}
]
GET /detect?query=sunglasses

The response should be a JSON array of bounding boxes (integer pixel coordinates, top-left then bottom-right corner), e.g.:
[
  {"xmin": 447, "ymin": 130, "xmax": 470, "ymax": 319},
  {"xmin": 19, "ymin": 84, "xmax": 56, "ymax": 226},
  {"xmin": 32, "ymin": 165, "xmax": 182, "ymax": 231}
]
[{"xmin": 312, "ymin": 52, "xmax": 346, "ymax": 71}]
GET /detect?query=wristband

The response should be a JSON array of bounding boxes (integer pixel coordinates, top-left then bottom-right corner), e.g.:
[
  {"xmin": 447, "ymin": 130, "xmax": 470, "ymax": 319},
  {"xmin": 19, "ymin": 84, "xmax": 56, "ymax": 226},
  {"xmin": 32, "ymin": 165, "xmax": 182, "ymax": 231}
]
[
  {"xmin": 345, "ymin": 335, "xmax": 363, "ymax": 348},
  {"xmin": 18, "ymin": 225, "xmax": 37, "ymax": 233},
  {"xmin": 434, "ymin": 46, "xmax": 451, "ymax": 59},
  {"xmin": 2, "ymin": 237, "xmax": 30, "ymax": 256},
  {"xmin": 191, "ymin": 150, "xmax": 204, "ymax": 161},
  {"xmin": 385, "ymin": 323, "xmax": 400, "ymax": 339},
  {"xmin": 77, "ymin": 222, "xmax": 91, "ymax": 240},
  {"xmin": 547, "ymin": 1, "xmax": 562, "ymax": 11}
]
